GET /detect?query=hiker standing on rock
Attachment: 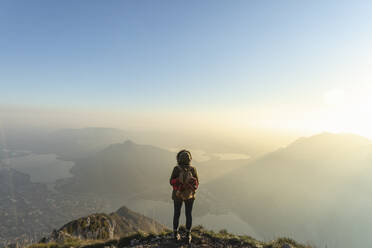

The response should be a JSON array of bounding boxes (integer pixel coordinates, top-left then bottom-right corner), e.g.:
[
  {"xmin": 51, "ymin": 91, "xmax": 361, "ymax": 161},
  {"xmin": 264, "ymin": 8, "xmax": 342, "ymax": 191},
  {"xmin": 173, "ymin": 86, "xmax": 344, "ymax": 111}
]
[{"xmin": 169, "ymin": 149, "xmax": 199, "ymax": 244}]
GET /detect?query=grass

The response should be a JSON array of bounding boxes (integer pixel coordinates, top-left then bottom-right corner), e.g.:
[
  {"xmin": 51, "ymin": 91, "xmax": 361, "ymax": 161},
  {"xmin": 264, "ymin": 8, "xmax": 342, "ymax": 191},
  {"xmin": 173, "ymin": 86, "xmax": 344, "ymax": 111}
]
[
  {"xmin": 28, "ymin": 237, "xmax": 110, "ymax": 248},
  {"xmin": 30, "ymin": 225, "xmax": 313, "ymax": 248}
]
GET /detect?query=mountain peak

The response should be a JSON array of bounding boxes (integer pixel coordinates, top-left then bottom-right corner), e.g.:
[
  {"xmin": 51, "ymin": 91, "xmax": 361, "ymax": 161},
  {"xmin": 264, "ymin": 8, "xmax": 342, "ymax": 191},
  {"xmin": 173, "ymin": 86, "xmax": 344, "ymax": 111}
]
[
  {"xmin": 286, "ymin": 132, "xmax": 372, "ymax": 151},
  {"xmin": 40, "ymin": 206, "xmax": 166, "ymax": 243},
  {"xmin": 116, "ymin": 205, "xmax": 131, "ymax": 213},
  {"xmin": 123, "ymin": 139, "xmax": 135, "ymax": 146}
]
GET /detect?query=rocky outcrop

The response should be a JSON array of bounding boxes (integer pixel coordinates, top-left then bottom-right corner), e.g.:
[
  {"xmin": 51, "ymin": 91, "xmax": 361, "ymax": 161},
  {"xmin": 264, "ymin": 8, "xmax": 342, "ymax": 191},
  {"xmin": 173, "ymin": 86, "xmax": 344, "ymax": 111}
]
[
  {"xmin": 41, "ymin": 206, "xmax": 167, "ymax": 243},
  {"xmin": 45, "ymin": 214, "xmax": 116, "ymax": 242}
]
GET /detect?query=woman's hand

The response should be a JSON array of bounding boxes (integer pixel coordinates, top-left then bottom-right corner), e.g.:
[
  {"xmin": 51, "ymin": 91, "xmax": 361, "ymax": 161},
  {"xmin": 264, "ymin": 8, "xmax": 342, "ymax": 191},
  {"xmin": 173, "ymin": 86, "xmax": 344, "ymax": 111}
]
[
  {"xmin": 171, "ymin": 178, "xmax": 182, "ymax": 190},
  {"xmin": 188, "ymin": 177, "xmax": 199, "ymax": 191}
]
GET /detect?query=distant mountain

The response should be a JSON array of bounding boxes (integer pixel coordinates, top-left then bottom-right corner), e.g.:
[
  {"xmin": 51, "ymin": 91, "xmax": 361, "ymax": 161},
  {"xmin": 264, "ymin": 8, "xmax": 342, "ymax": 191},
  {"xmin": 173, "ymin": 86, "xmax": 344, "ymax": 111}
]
[
  {"xmin": 272, "ymin": 132, "xmax": 372, "ymax": 160},
  {"xmin": 42, "ymin": 206, "xmax": 166, "ymax": 242},
  {"xmin": 57, "ymin": 139, "xmax": 250, "ymax": 195},
  {"xmin": 56, "ymin": 140, "xmax": 175, "ymax": 196},
  {"xmin": 206, "ymin": 133, "xmax": 372, "ymax": 248}
]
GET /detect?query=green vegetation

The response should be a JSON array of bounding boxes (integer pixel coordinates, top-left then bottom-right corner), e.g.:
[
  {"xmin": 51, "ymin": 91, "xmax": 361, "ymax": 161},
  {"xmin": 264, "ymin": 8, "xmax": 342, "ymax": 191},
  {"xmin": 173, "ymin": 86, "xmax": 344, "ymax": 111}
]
[{"xmin": 29, "ymin": 237, "xmax": 90, "ymax": 248}]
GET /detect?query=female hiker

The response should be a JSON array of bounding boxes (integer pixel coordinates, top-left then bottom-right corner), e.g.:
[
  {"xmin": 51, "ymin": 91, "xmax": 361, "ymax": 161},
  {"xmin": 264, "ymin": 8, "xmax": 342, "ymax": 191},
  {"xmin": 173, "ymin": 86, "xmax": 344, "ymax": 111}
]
[{"xmin": 169, "ymin": 149, "xmax": 199, "ymax": 244}]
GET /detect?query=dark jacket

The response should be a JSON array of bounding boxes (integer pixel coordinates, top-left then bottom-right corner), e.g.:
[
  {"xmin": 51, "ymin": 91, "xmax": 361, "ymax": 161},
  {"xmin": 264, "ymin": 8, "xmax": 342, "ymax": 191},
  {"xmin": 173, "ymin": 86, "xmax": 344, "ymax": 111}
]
[{"xmin": 169, "ymin": 164, "xmax": 199, "ymax": 200}]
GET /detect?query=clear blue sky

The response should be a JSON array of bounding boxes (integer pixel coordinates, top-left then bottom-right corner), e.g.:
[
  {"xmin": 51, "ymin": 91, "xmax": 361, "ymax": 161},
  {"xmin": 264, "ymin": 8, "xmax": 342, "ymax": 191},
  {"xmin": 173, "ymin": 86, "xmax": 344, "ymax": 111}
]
[{"xmin": 1, "ymin": 0, "xmax": 371, "ymax": 112}]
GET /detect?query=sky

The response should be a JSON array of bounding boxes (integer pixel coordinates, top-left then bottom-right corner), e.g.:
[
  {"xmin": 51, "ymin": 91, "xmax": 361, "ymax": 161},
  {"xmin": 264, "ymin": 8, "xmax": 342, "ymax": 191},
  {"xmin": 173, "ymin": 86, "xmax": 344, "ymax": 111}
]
[{"xmin": 1, "ymin": 0, "xmax": 372, "ymax": 140}]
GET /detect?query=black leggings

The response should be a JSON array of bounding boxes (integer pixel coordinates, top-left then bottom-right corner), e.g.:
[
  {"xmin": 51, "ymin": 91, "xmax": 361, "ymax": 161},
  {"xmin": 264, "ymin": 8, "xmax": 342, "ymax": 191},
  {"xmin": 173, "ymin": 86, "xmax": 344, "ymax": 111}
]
[{"xmin": 173, "ymin": 198, "xmax": 194, "ymax": 231}]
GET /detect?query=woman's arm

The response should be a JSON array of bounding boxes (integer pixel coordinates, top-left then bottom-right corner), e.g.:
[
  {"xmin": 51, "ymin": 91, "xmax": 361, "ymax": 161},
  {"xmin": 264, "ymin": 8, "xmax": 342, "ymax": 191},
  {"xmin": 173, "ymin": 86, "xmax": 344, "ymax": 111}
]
[
  {"xmin": 193, "ymin": 167, "xmax": 199, "ymax": 184},
  {"xmin": 191, "ymin": 167, "xmax": 199, "ymax": 190},
  {"xmin": 169, "ymin": 166, "xmax": 178, "ymax": 186}
]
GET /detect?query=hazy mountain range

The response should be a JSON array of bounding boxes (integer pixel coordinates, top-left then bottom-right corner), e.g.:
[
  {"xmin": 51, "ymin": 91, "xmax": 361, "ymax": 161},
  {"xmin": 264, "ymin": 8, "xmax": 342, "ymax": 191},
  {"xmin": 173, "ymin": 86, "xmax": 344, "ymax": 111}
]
[
  {"xmin": 206, "ymin": 133, "xmax": 372, "ymax": 247},
  {"xmin": 56, "ymin": 140, "xmax": 175, "ymax": 196},
  {"xmin": 0, "ymin": 127, "xmax": 285, "ymax": 160},
  {"xmin": 1, "ymin": 128, "xmax": 372, "ymax": 248}
]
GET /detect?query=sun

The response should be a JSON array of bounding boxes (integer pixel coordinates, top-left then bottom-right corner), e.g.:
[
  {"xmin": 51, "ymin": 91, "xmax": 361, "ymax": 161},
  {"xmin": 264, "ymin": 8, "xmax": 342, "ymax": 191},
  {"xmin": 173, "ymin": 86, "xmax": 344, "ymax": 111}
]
[{"xmin": 323, "ymin": 89, "xmax": 345, "ymax": 106}]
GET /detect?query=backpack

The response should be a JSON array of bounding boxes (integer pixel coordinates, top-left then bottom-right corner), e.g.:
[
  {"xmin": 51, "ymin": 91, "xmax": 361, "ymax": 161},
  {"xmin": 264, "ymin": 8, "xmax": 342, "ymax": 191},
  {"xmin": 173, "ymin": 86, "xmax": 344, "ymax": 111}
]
[{"xmin": 175, "ymin": 165, "xmax": 195, "ymax": 201}]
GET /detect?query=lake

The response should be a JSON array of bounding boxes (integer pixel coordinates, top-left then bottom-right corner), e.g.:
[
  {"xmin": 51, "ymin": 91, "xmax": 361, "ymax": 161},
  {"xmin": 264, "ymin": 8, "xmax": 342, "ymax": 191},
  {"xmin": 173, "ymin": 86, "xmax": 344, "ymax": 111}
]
[{"xmin": 1, "ymin": 153, "xmax": 74, "ymax": 184}]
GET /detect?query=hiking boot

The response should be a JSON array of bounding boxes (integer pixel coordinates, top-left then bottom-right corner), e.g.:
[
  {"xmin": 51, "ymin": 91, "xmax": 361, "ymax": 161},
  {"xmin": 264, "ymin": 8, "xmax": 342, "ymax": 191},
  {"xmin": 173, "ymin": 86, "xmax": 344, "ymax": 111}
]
[
  {"xmin": 186, "ymin": 231, "xmax": 192, "ymax": 244},
  {"xmin": 173, "ymin": 231, "xmax": 181, "ymax": 241}
]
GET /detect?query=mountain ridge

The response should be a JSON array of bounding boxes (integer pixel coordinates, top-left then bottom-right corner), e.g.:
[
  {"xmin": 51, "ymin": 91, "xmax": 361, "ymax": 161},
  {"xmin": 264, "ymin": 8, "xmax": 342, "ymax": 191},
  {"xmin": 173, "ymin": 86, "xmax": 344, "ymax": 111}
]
[
  {"xmin": 205, "ymin": 132, "xmax": 372, "ymax": 247},
  {"xmin": 40, "ymin": 205, "xmax": 167, "ymax": 243}
]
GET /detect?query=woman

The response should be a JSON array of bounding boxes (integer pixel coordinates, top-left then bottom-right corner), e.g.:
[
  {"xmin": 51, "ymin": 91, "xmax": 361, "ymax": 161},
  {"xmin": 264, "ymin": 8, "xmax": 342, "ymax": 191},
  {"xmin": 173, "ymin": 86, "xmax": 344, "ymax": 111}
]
[{"xmin": 169, "ymin": 149, "xmax": 199, "ymax": 243}]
